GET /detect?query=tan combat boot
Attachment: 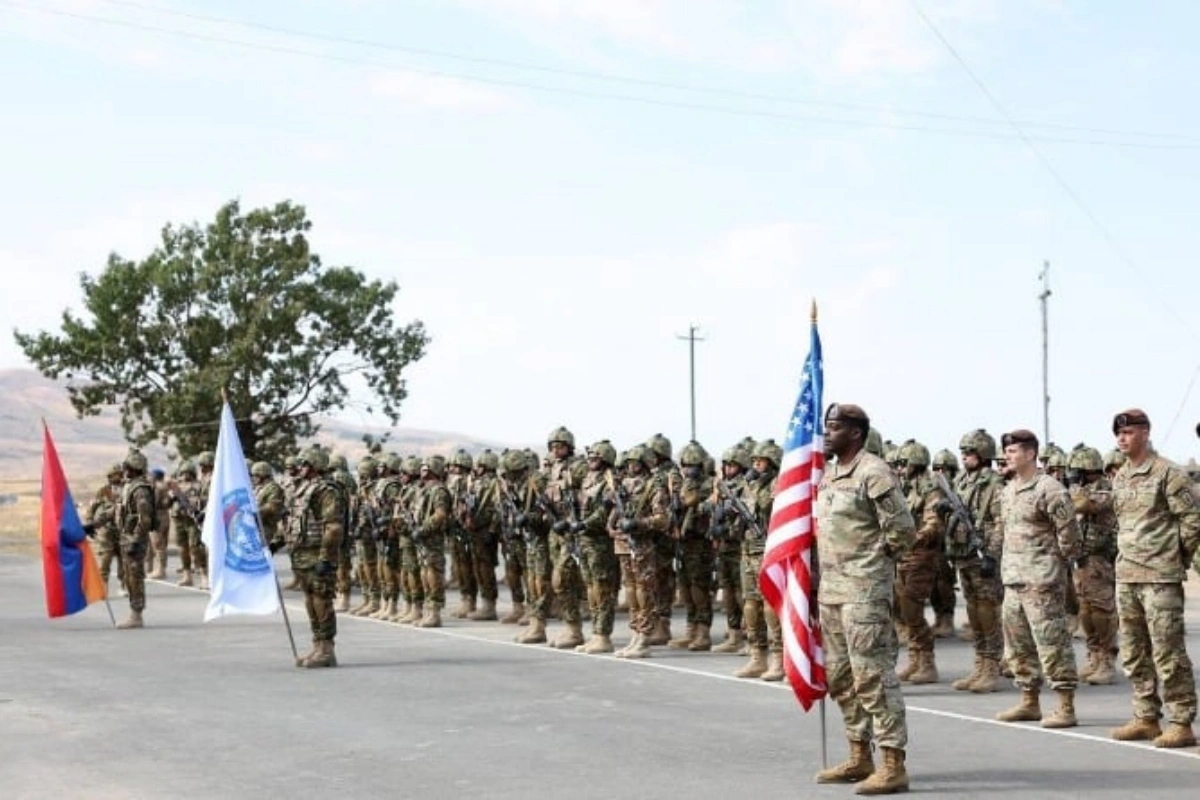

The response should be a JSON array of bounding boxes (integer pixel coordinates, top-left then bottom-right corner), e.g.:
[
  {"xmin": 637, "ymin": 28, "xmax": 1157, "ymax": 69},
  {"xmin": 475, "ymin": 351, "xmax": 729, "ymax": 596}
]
[
  {"xmin": 148, "ymin": 553, "xmax": 166, "ymax": 580},
  {"xmin": 177, "ymin": 570, "xmax": 194, "ymax": 588},
  {"xmin": 957, "ymin": 621, "xmax": 974, "ymax": 642},
  {"xmin": 304, "ymin": 640, "xmax": 337, "ymax": 668},
  {"xmin": 996, "ymin": 689, "xmax": 1042, "ymax": 722},
  {"xmin": 552, "ymin": 622, "xmax": 585, "ymax": 649},
  {"xmin": 451, "ymin": 597, "xmax": 471, "ymax": 619},
  {"xmin": 295, "ymin": 640, "xmax": 319, "ymax": 667},
  {"xmin": 669, "ymin": 623, "xmax": 698, "ymax": 649},
  {"xmin": 1077, "ymin": 649, "xmax": 1097, "ymax": 682},
  {"xmin": 932, "ymin": 612, "xmax": 955, "ymax": 639},
  {"xmin": 761, "ymin": 651, "xmax": 785, "ymax": 682},
  {"xmin": 578, "ymin": 635, "xmax": 614, "ymax": 654},
  {"xmin": 854, "ymin": 746, "xmax": 908, "ymax": 795},
  {"xmin": 516, "ymin": 617, "xmax": 547, "ymax": 644},
  {"xmin": 499, "ymin": 601, "xmax": 525, "ymax": 624},
  {"xmin": 372, "ymin": 599, "xmax": 396, "ymax": 620},
  {"xmin": 645, "ymin": 618, "xmax": 671, "ymax": 646},
  {"xmin": 116, "ymin": 610, "xmax": 144, "ymax": 630},
  {"xmin": 1087, "ymin": 651, "xmax": 1116, "ymax": 686},
  {"xmin": 1111, "ymin": 717, "xmax": 1162, "ymax": 741},
  {"xmin": 333, "ymin": 593, "xmax": 350, "ymax": 613},
  {"xmin": 1042, "ymin": 689, "xmax": 1077, "ymax": 729},
  {"xmin": 197, "ymin": 571, "xmax": 210, "ymax": 591},
  {"xmin": 469, "ymin": 598, "xmax": 498, "ymax": 621},
  {"xmin": 416, "ymin": 603, "xmax": 443, "ymax": 628},
  {"xmin": 712, "ymin": 629, "xmax": 745, "ymax": 654},
  {"xmin": 908, "ymin": 651, "xmax": 939, "ymax": 685},
  {"xmin": 617, "ymin": 632, "xmax": 651, "ymax": 659},
  {"xmin": 614, "ymin": 632, "xmax": 641, "ymax": 658},
  {"xmin": 387, "ymin": 599, "xmax": 409, "ymax": 623},
  {"xmin": 688, "ymin": 623, "xmax": 713, "ymax": 652},
  {"xmin": 969, "ymin": 658, "xmax": 1001, "ymax": 693},
  {"xmin": 349, "ymin": 595, "xmax": 372, "ymax": 616},
  {"xmin": 897, "ymin": 648, "xmax": 920, "ymax": 682},
  {"xmin": 814, "ymin": 739, "xmax": 875, "ymax": 784},
  {"xmin": 1153, "ymin": 722, "xmax": 1197, "ymax": 749},
  {"xmin": 952, "ymin": 655, "xmax": 981, "ymax": 691},
  {"xmin": 735, "ymin": 648, "xmax": 768, "ymax": 679}
]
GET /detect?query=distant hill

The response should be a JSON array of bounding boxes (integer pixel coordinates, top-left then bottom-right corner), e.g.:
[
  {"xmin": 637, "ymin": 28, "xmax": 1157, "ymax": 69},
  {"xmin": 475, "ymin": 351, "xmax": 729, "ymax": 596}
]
[{"xmin": 0, "ymin": 368, "xmax": 511, "ymax": 480}]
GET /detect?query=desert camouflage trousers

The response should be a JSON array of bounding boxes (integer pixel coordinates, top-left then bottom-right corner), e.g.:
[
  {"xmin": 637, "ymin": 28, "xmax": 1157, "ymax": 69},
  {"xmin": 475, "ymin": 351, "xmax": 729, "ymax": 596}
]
[
  {"xmin": 1118, "ymin": 582, "xmax": 1197, "ymax": 725},
  {"xmin": 525, "ymin": 534, "xmax": 552, "ymax": 621},
  {"xmin": 629, "ymin": 535, "xmax": 659, "ymax": 635},
  {"xmin": 470, "ymin": 529, "xmax": 499, "ymax": 603},
  {"xmin": 716, "ymin": 541, "xmax": 743, "ymax": 632},
  {"xmin": 550, "ymin": 530, "xmax": 584, "ymax": 625},
  {"xmin": 448, "ymin": 528, "xmax": 477, "ymax": 604},
  {"xmin": 398, "ymin": 533, "xmax": 424, "ymax": 609},
  {"xmin": 376, "ymin": 535, "xmax": 400, "ymax": 603},
  {"xmin": 822, "ymin": 600, "xmax": 908, "ymax": 750},
  {"xmin": 896, "ymin": 548, "xmax": 938, "ymax": 654},
  {"xmin": 417, "ymin": 533, "xmax": 446, "ymax": 607},
  {"xmin": 119, "ymin": 532, "xmax": 148, "ymax": 613},
  {"xmin": 957, "ymin": 561, "xmax": 1004, "ymax": 661},
  {"xmin": 1002, "ymin": 583, "xmax": 1077, "ymax": 691},
  {"xmin": 502, "ymin": 536, "xmax": 527, "ymax": 605},
  {"xmin": 654, "ymin": 535, "xmax": 676, "ymax": 622},
  {"xmin": 1074, "ymin": 556, "xmax": 1116, "ymax": 657},
  {"xmin": 579, "ymin": 534, "xmax": 619, "ymax": 636},
  {"xmin": 355, "ymin": 537, "xmax": 380, "ymax": 603},
  {"xmin": 678, "ymin": 536, "xmax": 715, "ymax": 627},
  {"xmin": 741, "ymin": 549, "xmax": 781, "ymax": 652},
  {"xmin": 295, "ymin": 562, "xmax": 337, "ymax": 642}
]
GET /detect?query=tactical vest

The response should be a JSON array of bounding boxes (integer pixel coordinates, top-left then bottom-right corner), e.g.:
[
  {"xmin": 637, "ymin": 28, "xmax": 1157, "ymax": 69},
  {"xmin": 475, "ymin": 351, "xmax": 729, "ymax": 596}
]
[{"xmin": 117, "ymin": 478, "xmax": 157, "ymax": 535}]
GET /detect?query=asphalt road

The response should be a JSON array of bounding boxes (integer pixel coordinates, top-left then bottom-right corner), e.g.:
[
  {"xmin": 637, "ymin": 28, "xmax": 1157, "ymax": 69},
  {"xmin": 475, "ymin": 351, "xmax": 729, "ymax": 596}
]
[{"xmin": 3, "ymin": 554, "xmax": 1199, "ymax": 799}]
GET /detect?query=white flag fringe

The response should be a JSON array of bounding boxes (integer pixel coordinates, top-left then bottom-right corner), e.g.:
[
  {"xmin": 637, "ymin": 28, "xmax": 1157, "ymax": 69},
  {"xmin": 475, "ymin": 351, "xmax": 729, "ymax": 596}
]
[{"xmin": 201, "ymin": 402, "xmax": 280, "ymax": 621}]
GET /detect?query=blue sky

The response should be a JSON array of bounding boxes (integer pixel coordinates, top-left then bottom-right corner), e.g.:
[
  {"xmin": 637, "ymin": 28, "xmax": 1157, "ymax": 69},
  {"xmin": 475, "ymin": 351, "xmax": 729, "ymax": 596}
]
[{"xmin": 3, "ymin": 0, "xmax": 1200, "ymax": 462}]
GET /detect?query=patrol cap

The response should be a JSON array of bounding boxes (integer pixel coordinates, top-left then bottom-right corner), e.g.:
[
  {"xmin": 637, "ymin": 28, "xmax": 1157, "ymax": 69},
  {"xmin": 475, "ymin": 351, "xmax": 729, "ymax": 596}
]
[
  {"xmin": 824, "ymin": 403, "xmax": 870, "ymax": 432},
  {"xmin": 1001, "ymin": 429, "xmax": 1039, "ymax": 451},
  {"xmin": 1112, "ymin": 408, "xmax": 1150, "ymax": 434}
]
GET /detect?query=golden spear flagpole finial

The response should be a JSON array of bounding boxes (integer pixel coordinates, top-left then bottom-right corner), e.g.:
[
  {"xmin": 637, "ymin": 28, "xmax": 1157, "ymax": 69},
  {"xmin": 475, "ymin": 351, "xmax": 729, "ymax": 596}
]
[{"xmin": 810, "ymin": 298, "xmax": 818, "ymax": 323}]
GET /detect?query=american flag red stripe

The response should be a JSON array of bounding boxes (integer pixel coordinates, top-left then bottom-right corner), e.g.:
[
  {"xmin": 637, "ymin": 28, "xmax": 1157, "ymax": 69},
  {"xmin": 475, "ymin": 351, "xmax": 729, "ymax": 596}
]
[{"xmin": 759, "ymin": 319, "xmax": 825, "ymax": 711}]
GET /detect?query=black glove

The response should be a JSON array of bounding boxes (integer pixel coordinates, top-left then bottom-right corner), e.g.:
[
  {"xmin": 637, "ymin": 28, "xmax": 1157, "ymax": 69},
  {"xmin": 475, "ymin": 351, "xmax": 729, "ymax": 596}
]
[
  {"xmin": 268, "ymin": 540, "xmax": 284, "ymax": 555},
  {"xmin": 552, "ymin": 519, "xmax": 570, "ymax": 534},
  {"xmin": 934, "ymin": 499, "xmax": 952, "ymax": 514},
  {"xmin": 620, "ymin": 518, "xmax": 638, "ymax": 533},
  {"xmin": 979, "ymin": 555, "xmax": 998, "ymax": 579},
  {"xmin": 570, "ymin": 521, "xmax": 585, "ymax": 534},
  {"xmin": 81, "ymin": 522, "xmax": 97, "ymax": 539},
  {"xmin": 314, "ymin": 560, "xmax": 335, "ymax": 578},
  {"xmin": 514, "ymin": 513, "xmax": 527, "ymax": 527}
]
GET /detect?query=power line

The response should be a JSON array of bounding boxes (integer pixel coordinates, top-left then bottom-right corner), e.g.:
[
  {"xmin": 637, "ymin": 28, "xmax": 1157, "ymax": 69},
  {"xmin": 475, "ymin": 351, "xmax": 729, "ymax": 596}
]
[
  {"xmin": 4, "ymin": 0, "xmax": 1200, "ymax": 151},
  {"xmin": 89, "ymin": 0, "xmax": 1200, "ymax": 145}
]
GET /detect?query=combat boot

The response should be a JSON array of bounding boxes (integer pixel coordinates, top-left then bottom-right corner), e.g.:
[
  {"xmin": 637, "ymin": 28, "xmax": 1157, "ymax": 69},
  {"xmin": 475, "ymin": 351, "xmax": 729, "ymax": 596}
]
[
  {"xmin": 895, "ymin": 622, "xmax": 908, "ymax": 646},
  {"xmin": 177, "ymin": 570, "xmax": 194, "ymax": 588},
  {"xmin": 197, "ymin": 571, "xmax": 210, "ymax": 591},
  {"xmin": 469, "ymin": 598, "xmax": 498, "ymax": 621},
  {"xmin": 516, "ymin": 618, "xmax": 547, "ymax": 644},
  {"xmin": 578, "ymin": 635, "xmax": 614, "ymax": 654},
  {"xmin": 148, "ymin": 554, "xmax": 166, "ymax": 580},
  {"xmin": 645, "ymin": 619, "xmax": 671, "ymax": 646},
  {"xmin": 614, "ymin": 633, "xmax": 640, "ymax": 658},
  {"xmin": 1111, "ymin": 717, "xmax": 1162, "ymax": 741},
  {"xmin": 1042, "ymin": 689, "xmax": 1077, "ymax": 729},
  {"xmin": 814, "ymin": 739, "xmax": 874, "ymax": 784},
  {"xmin": 1087, "ymin": 651, "xmax": 1116, "ymax": 686},
  {"xmin": 932, "ymin": 612, "xmax": 955, "ymax": 639},
  {"xmin": 349, "ymin": 597, "xmax": 373, "ymax": 617},
  {"xmin": 333, "ymin": 593, "xmax": 350, "ymax": 613},
  {"xmin": 499, "ymin": 601, "xmax": 525, "ymax": 625},
  {"xmin": 372, "ymin": 599, "xmax": 396, "ymax": 620},
  {"xmin": 296, "ymin": 640, "xmax": 319, "ymax": 667},
  {"xmin": 996, "ymin": 689, "xmax": 1042, "ymax": 722},
  {"xmin": 735, "ymin": 648, "xmax": 768, "ymax": 679},
  {"xmin": 688, "ymin": 623, "xmax": 713, "ymax": 652},
  {"xmin": 1077, "ymin": 649, "xmax": 1096, "ymax": 682},
  {"xmin": 969, "ymin": 658, "xmax": 1001, "ymax": 693},
  {"xmin": 854, "ymin": 747, "xmax": 908, "ymax": 795},
  {"xmin": 952, "ymin": 655, "xmax": 982, "ymax": 691},
  {"xmin": 617, "ymin": 632, "xmax": 650, "ymax": 659},
  {"xmin": 761, "ymin": 651, "xmax": 785, "ymax": 682},
  {"xmin": 897, "ymin": 648, "xmax": 920, "ymax": 682},
  {"xmin": 957, "ymin": 621, "xmax": 973, "ymax": 642},
  {"xmin": 908, "ymin": 651, "xmax": 939, "ymax": 685},
  {"xmin": 304, "ymin": 640, "xmax": 337, "ymax": 668},
  {"xmin": 451, "ymin": 597, "xmax": 472, "ymax": 619},
  {"xmin": 116, "ymin": 610, "xmax": 144, "ymax": 630},
  {"xmin": 1153, "ymin": 723, "xmax": 1197, "ymax": 749},
  {"xmin": 712, "ymin": 629, "xmax": 745, "ymax": 654},
  {"xmin": 416, "ymin": 604, "xmax": 443, "ymax": 628},
  {"xmin": 669, "ymin": 623, "xmax": 698, "ymax": 649},
  {"xmin": 387, "ymin": 599, "xmax": 409, "ymax": 622},
  {"xmin": 551, "ymin": 622, "xmax": 585, "ymax": 649}
]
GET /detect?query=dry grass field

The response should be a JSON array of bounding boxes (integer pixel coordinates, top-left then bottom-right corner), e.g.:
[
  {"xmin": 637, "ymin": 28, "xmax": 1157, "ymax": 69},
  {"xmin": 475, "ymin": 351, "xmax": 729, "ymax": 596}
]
[{"xmin": 0, "ymin": 474, "xmax": 106, "ymax": 558}]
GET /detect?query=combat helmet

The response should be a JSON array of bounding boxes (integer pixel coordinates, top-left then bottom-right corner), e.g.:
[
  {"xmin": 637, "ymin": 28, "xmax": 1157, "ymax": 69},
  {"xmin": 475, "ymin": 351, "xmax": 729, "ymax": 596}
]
[
  {"xmin": 1039, "ymin": 442, "xmax": 1066, "ymax": 464},
  {"xmin": 1067, "ymin": 446, "xmax": 1103, "ymax": 473},
  {"xmin": 298, "ymin": 447, "xmax": 328, "ymax": 472},
  {"xmin": 722, "ymin": 446, "xmax": 751, "ymax": 470},
  {"xmin": 865, "ymin": 428, "xmax": 884, "ymax": 457},
  {"xmin": 402, "ymin": 455, "xmax": 422, "ymax": 476},
  {"xmin": 196, "ymin": 451, "xmax": 215, "ymax": 469},
  {"xmin": 679, "ymin": 441, "xmax": 707, "ymax": 467},
  {"xmin": 107, "ymin": 461, "xmax": 123, "ymax": 479},
  {"xmin": 330, "ymin": 454, "xmax": 349, "ymax": 472},
  {"xmin": 627, "ymin": 444, "xmax": 653, "ymax": 468},
  {"xmin": 751, "ymin": 439, "xmax": 783, "ymax": 469},
  {"xmin": 501, "ymin": 449, "xmax": 529, "ymax": 475},
  {"xmin": 547, "ymin": 426, "xmax": 575, "ymax": 450},
  {"xmin": 476, "ymin": 450, "xmax": 500, "ymax": 472},
  {"xmin": 251, "ymin": 461, "xmax": 274, "ymax": 479},
  {"xmin": 450, "ymin": 449, "xmax": 474, "ymax": 470},
  {"xmin": 931, "ymin": 449, "xmax": 959, "ymax": 473},
  {"xmin": 587, "ymin": 440, "xmax": 616, "ymax": 466},
  {"xmin": 1103, "ymin": 449, "xmax": 1126, "ymax": 472},
  {"xmin": 356, "ymin": 456, "xmax": 377, "ymax": 478},
  {"xmin": 422, "ymin": 455, "xmax": 447, "ymax": 479},
  {"xmin": 1045, "ymin": 451, "xmax": 1069, "ymax": 471},
  {"xmin": 382, "ymin": 453, "xmax": 403, "ymax": 474},
  {"xmin": 646, "ymin": 433, "xmax": 673, "ymax": 462},
  {"xmin": 959, "ymin": 429, "xmax": 997, "ymax": 461},
  {"xmin": 897, "ymin": 439, "xmax": 931, "ymax": 468},
  {"xmin": 123, "ymin": 449, "xmax": 148, "ymax": 473}
]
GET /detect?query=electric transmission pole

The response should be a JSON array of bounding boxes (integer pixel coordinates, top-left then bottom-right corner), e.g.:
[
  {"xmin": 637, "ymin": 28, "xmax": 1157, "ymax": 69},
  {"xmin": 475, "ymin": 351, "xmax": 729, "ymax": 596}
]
[
  {"xmin": 1038, "ymin": 261, "xmax": 1051, "ymax": 445},
  {"xmin": 676, "ymin": 324, "xmax": 705, "ymax": 442}
]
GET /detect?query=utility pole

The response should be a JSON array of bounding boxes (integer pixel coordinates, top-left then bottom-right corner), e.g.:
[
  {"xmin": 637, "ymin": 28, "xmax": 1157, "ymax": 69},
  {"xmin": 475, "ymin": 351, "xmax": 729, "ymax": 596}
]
[
  {"xmin": 676, "ymin": 324, "xmax": 705, "ymax": 442},
  {"xmin": 1038, "ymin": 261, "xmax": 1051, "ymax": 445}
]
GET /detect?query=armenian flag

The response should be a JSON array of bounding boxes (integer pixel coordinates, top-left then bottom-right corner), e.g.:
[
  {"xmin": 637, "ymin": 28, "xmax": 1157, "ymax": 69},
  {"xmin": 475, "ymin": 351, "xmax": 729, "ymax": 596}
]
[{"xmin": 40, "ymin": 421, "xmax": 106, "ymax": 618}]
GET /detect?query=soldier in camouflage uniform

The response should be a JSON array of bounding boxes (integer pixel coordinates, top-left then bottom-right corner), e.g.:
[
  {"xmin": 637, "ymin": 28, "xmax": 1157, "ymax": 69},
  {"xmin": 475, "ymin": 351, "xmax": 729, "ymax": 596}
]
[
  {"xmin": 543, "ymin": 428, "xmax": 588, "ymax": 648},
  {"xmin": 994, "ymin": 429, "xmax": 1082, "ymax": 729},
  {"xmin": 735, "ymin": 440, "xmax": 785, "ymax": 682},
  {"xmin": 503, "ymin": 450, "xmax": 552, "ymax": 643},
  {"xmin": 447, "ymin": 449, "xmax": 479, "ymax": 619},
  {"xmin": 370, "ymin": 454, "xmax": 406, "ymax": 621},
  {"xmin": 814, "ymin": 404, "xmax": 915, "ymax": 794},
  {"xmin": 252, "ymin": 462, "xmax": 286, "ymax": 566},
  {"xmin": 87, "ymin": 463, "xmax": 124, "ymax": 593},
  {"xmin": 573, "ymin": 440, "xmax": 620, "ymax": 654},
  {"xmin": 328, "ymin": 454, "xmax": 357, "ymax": 613},
  {"xmin": 1109, "ymin": 409, "xmax": 1200, "ymax": 748},
  {"xmin": 709, "ymin": 446, "xmax": 750, "ymax": 654},
  {"xmin": 894, "ymin": 441, "xmax": 946, "ymax": 685},
  {"xmin": 495, "ymin": 451, "xmax": 529, "ymax": 625},
  {"xmin": 394, "ymin": 456, "xmax": 427, "ymax": 624},
  {"xmin": 668, "ymin": 441, "xmax": 716, "ymax": 651},
  {"xmin": 194, "ymin": 451, "xmax": 215, "ymax": 590},
  {"xmin": 413, "ymin": 456, "xmax": 453, "ymax": 628},
  {"xmin": 464, "ymin": 450, "xmax": 502, "ymax": 621},
  {"xmin": 950, "ymin": 429, "xmax": 1005, "ymax": 693},
  {"xmin": 612, "ymin": 445, "xmax": 670, "ymax": 659},
  {"xmin": 273, "ymin": 448, "xmax": 346, "ymax": 667},
  {"xmin": 114, "ymin": 450, "xmax": 156, "ymax": 629},
  {"xmin": 168, "ymin": 461, "xmax": 204, "ymax": 588},
  {"xmin": 1064, "ymin": 445, "xmax": 1119, "ymax": 685},
  {"xmin": 349, "ymin": 457, "xmax": 382, "ymax": 617},
  {"xmin": 643, "ymin": 433, "xmax": 680, "ymax": 645},
  {"xmin": 611, "ymin": 451, "xmax": 636, "ymax": 619},
  {"xmin": 929, "ymin": 449, "xmax": 959, "ymax": 638},
  {"xmin": 147, "ymin": 468, "xmax": 171, "ymax": 580}
]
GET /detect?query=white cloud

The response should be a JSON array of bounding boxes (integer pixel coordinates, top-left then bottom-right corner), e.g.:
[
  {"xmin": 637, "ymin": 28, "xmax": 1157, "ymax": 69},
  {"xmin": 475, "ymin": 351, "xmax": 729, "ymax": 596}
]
[{"xmin": 368, "ymin": 71, "xmax": 515, "ymax": 110}]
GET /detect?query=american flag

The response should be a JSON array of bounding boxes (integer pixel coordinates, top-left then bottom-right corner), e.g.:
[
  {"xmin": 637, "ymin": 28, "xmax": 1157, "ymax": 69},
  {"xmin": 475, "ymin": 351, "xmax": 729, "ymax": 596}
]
[{"xmin": 759, "ymin": 314, "xmax": 825, "ymax": 711}]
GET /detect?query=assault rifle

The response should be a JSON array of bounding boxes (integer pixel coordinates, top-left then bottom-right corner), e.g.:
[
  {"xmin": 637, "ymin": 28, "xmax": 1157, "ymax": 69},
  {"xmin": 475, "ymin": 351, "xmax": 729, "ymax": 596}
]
[
  {"xmin": 559, "ymin": 483, "xmax": 583, "ymax": 567},
  {"xmin": 167, "ymin": 481, "xmax": 204, "ymax": 525},
  {"xmin": 932, "ymin": 472, "xmax": 984, "ymax": 562},
  {"xmin": 715, "ymin": 479, "xmax": 765, "ymax": 540}
]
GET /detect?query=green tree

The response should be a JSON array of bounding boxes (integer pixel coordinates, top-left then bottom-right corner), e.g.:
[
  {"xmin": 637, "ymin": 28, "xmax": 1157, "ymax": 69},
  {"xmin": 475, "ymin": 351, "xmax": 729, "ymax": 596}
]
[{"xmin": 14, "ymin": 199, "xmax": 429, "ymax": 463}]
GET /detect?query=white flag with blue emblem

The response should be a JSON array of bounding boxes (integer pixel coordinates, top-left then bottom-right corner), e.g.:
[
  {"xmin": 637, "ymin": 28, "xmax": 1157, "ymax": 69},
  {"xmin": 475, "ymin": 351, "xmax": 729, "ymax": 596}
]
[{"xmin": 201, "ymin": 402, "xmax": 280, "ymax": 621}]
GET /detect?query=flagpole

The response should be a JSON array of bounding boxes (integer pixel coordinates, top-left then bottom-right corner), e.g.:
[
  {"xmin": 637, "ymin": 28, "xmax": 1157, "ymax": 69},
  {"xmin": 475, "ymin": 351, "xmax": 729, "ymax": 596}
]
[
  {"xmin": 810, "ymin": 299, "xmax": 828, "ymax": 770},
  {"xmin": 102, "ymin": 596, "xmax": 117, "ymax": 627}
]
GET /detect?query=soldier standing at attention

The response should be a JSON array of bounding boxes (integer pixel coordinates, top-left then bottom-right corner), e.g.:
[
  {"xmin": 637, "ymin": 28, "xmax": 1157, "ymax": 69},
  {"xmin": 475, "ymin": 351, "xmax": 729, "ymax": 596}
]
[
  {"xmin": 814, "ymin": 404, "xmax": 915, "ymax": 795},
  {"xmin": 147, "ymin": 468, "xmax": 171, "ymax": 580},
  {"xmin": 1065, "ymin": 446, "xmax": 1120, "ymax": 685},
  {"xmin": 87, "ymin": 463, "xmax": 125, "ymax": 595},
  {"xmin": 274, "ymin": 448, "xmax": 346, "ymax": 668},
  {"xmin": 893, "ymin": 440, "xmax": 946, "ymax": 685},
  {"xmin": 993, "ymin": 429, "xmax": 1082, "ymax": 728},
  {"xmin": 115, "ymin": 450, "xmax": 156, "ymax": 629},
  {"xmin": 1109, "ymin": 409, "xmax": 1200, "ymax": 748}
]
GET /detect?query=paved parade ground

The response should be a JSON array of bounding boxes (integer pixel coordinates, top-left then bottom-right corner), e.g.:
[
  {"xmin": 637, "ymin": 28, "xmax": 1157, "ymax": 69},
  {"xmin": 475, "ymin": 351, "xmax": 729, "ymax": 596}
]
[{"xmin": 3, "ymin": 553, "xmax": 1200, "ymax": 799}]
